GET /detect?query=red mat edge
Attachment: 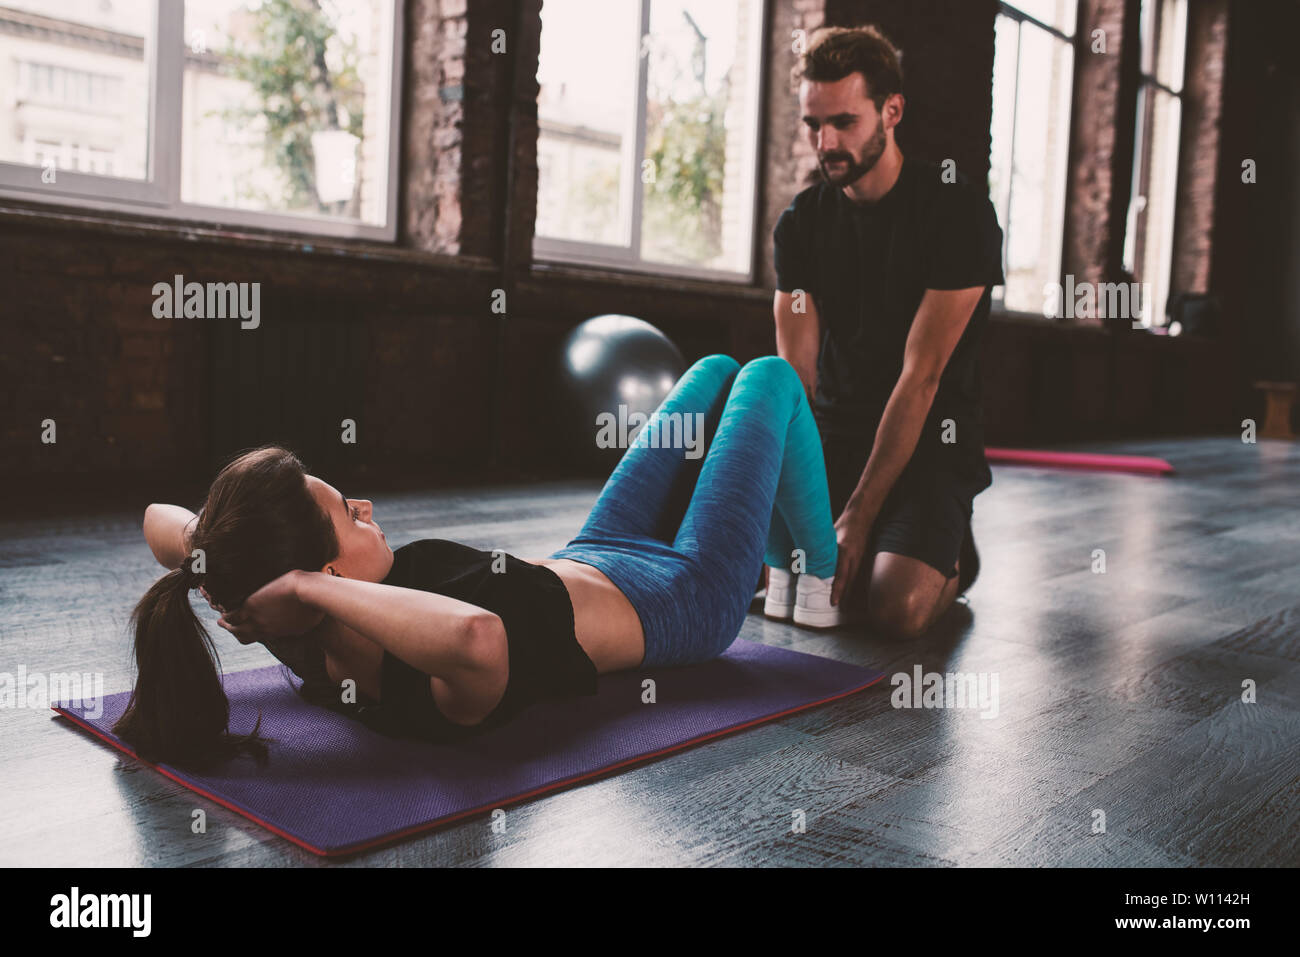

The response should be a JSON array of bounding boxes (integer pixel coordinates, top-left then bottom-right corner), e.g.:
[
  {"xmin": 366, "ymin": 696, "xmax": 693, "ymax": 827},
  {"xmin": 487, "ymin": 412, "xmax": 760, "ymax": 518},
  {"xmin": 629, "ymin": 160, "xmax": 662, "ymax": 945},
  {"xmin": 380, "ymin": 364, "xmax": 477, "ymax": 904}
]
[{"xmin": 51, "ymin": 670, "xmax": 886, "ymax": 858}]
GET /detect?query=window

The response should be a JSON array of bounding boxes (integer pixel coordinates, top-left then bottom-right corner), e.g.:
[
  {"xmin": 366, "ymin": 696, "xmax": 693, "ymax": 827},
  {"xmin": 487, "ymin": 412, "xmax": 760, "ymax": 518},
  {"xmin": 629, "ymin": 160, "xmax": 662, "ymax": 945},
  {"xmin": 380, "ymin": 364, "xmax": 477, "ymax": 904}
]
[
  {"xmin": 1122, "ymin": 0, "xmax": 1187, "ymax": 328},
  {"xmin": 989, "ymin": 1, "xmax": 1077, "ymax": 313},
  {"xmin": 0, "ymin": 1, "xmax": 403, "ymax": 241},
  {"xmin": 534, "ymin": 0, "xmax": 767, "ymax": 280}
]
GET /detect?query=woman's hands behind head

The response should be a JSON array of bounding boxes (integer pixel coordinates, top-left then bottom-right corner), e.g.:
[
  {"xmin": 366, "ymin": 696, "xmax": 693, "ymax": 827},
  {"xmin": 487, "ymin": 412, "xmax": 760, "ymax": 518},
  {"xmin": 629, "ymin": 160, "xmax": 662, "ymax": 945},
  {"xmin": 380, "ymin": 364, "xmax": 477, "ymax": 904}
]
[
  {"xmin": 197, "ymin": 585, "xmax": 247, "ymax": 642},
  {"xmin": 214, "ymin": 570, "xmax": 325, "ymax": 644}
]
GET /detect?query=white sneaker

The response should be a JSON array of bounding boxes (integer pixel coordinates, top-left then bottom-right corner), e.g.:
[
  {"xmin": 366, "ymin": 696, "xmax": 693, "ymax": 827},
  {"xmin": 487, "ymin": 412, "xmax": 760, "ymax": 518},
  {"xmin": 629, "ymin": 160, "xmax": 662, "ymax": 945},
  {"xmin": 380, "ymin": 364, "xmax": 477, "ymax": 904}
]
[
  {"xmin": 793, "ymin": 572, "xmax": 847, "ymax": 628},
  {"xmin": 763, "ymin": 566, "xmax": 797, "ymax": 619}
]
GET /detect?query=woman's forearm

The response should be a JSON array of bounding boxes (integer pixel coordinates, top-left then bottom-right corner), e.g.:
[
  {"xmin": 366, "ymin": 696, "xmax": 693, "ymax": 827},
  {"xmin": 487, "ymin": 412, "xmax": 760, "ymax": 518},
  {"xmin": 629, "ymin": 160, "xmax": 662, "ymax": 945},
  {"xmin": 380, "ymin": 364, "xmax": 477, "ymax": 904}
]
[
  {"xmin": 292, "ymin": 570, "xmax": 495, "ymax": 677},
  {"xmin": 143, "ymin": 504, "xmax": 198, "ymax": 569}
]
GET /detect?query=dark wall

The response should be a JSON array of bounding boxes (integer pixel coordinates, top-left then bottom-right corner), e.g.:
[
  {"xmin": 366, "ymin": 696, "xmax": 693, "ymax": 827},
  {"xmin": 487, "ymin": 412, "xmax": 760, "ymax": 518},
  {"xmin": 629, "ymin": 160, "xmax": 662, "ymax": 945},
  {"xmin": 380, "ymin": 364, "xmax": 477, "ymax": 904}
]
[
  {"xmin": 1211, "ymin": 0, "xmax": 1300, "ymax": 423},
  {"xmin": 0, "ymin": 211, "xmax": 1233, "ymax": 502},
  {"xmin": 0, "ymin": 215, "xmax": 774, "ymax": 499},
  {"xmin": 1287, "ymin": 78, "xmax": 1300, "ymax": 403}
]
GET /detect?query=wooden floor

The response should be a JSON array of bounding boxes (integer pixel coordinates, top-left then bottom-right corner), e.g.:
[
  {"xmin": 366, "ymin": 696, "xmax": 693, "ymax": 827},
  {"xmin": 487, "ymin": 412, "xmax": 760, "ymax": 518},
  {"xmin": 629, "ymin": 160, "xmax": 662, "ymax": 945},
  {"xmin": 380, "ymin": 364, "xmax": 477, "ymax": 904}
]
[{"xmin": 2, "ymin": 435, "xmax": 1298, "ymax": 867}]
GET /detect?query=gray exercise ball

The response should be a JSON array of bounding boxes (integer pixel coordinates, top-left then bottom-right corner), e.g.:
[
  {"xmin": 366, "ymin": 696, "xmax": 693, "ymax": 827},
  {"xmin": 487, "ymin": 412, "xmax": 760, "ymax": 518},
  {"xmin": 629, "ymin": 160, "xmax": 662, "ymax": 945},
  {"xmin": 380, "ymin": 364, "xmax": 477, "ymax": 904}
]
[{"xmin": 556, "ymin": 315, "xmax": 686, "ymax": 470}]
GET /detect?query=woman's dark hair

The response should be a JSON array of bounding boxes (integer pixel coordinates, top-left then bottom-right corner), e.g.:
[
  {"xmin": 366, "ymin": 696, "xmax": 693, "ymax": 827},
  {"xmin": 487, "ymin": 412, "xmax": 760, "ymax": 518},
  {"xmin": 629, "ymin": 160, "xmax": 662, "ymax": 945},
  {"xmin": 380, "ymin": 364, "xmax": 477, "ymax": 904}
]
[{"xmin": 113, "ymin": 446, "xmax": 339, "ymax": 768}]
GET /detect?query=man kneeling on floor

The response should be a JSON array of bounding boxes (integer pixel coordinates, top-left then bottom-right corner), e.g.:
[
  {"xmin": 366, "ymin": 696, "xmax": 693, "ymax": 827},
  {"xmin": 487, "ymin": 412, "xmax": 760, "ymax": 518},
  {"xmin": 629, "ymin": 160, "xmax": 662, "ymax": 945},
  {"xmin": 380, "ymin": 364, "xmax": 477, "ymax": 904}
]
[{"xmin": 769, "ymin": 25, "xmax": 1004, "ymax": 637}]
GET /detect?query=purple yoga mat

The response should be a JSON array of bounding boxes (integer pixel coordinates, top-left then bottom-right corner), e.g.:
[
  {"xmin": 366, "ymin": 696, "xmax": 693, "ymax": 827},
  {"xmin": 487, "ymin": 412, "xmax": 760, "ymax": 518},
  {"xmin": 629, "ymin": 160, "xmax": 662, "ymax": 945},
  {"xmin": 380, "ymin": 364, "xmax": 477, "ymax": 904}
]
[{"xmin": 52, "ymin": 638, "xmax": 884, "ymax": 856}]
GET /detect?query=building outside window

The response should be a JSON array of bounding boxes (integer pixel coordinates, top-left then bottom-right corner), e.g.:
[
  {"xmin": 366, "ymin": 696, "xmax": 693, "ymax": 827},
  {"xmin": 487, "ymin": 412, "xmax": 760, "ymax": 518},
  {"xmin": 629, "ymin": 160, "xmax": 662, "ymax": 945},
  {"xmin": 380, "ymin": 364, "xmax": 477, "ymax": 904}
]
[
  {"xmin": 534, "ymin": 0, "xmax": 767, "ymax": 281},
  {"xmin": 0, "ymin": 0, "xmax": 403, "ymax": 240}
]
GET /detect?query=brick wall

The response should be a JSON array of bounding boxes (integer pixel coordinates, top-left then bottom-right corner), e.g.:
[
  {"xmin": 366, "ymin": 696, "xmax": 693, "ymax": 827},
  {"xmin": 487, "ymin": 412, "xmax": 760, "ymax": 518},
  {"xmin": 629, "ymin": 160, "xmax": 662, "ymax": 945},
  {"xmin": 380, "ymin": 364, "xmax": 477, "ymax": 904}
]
[
  {"xmin": 757, "ymin": 0, "xmax": 826, "ymax": 290},
  {"xmin": 1171, "ymin": 0, "xmax": 1228, "ymax": 296},
  {"xmin": 400, "ymin": 0, "xmax": 463, "ymax": 253},
  {"xmin": 401, "ymin": 0, "xmax": 538, "ymax": 264},
  {"xmin": 2, "ymin": 228, "xmax": 209, "ymax": 484},
  {"xmin": 1061, "ymin": 0, "xmax": 1133, "ymax": 302},
  {"xmin": 0, "ymin": 211, "xmax": 775, "ymax": 496}
]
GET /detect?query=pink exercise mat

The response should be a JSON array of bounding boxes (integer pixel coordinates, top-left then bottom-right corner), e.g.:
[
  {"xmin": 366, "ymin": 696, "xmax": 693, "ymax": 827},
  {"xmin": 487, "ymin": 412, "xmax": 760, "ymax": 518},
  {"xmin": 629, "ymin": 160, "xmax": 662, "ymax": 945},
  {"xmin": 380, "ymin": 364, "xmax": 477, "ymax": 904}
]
[{"xmin": 985, "ymin": 447, "xmax": 1175, "ymax": 475}]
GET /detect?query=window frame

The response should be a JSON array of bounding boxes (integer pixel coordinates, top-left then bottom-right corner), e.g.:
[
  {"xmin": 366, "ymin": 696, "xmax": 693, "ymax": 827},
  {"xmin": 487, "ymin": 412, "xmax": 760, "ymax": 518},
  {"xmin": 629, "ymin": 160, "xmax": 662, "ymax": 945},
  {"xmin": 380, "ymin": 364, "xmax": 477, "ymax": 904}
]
[
  {"xmin": 1122, "ymin": 0, "xmax": 1188, "ymax": 329},
  {"xmin": 532, "ymin": 0, "xmax": 769, "ymax": 284},
  {"xmin": 0, "ymin": 0, "xmax": 405, "ymax": 242},
  {"xmin": 990, "ymin": 1, "xmax": 1079, "ymax": 315}
]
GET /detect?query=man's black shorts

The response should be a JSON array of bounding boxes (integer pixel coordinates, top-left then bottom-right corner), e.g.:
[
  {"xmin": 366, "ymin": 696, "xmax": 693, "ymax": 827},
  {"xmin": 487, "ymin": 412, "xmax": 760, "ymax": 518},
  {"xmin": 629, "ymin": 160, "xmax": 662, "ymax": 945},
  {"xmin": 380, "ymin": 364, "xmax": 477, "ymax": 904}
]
[{"xmin": 822, "ymin": 439, "xmax": 974, "ymax": 581}]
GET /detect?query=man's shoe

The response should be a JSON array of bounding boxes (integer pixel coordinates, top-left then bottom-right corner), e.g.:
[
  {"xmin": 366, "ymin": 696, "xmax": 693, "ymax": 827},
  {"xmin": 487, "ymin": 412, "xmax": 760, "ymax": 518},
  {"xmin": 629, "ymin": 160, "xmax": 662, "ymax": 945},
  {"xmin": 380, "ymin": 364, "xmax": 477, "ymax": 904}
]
[
  {"xmin": 763, "ymin": 566, "xmax": 797, "ymax": 619},
  {"xmin": 957, "ymin": 522, "xmax": 980, "ymax": 595}
]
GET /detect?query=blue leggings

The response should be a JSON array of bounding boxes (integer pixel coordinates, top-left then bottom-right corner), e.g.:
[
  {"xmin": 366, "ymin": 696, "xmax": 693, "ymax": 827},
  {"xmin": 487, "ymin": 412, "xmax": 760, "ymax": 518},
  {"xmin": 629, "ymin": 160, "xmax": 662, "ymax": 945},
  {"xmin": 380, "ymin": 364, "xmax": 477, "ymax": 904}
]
[{"xmin": 547, "ymin": 354, "xmax": 838, "ymax": 667}]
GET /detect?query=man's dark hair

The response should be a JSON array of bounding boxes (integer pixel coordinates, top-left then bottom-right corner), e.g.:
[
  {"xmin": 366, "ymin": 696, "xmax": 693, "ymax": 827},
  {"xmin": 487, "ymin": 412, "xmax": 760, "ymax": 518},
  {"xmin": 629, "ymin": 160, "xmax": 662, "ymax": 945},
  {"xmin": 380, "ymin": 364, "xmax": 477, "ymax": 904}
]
[{"xmin": 797, "ymin": 25, "xmax": 903, "ymax": 111}]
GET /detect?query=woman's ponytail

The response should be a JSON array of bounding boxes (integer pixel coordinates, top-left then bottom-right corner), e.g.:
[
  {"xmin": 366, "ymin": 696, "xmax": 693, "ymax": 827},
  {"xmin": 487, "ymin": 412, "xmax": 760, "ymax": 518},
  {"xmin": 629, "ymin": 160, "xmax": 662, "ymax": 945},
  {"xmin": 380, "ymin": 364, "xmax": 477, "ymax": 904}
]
[
  {"xmin": 113, "ymin": 447, "xmax": 337, "ymax": 768},
  {"xmin": 113, "ymin": 567, "xmax": 268, "ymax": 768}
]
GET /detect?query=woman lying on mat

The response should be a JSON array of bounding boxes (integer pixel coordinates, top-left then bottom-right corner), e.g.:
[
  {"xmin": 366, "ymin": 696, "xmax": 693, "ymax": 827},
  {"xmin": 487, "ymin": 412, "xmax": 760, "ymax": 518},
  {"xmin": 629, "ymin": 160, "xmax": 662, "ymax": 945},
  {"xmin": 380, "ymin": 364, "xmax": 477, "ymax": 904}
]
[{"xmin": 119, "ymin": 354, "xmax": 848, "ymax": 766}]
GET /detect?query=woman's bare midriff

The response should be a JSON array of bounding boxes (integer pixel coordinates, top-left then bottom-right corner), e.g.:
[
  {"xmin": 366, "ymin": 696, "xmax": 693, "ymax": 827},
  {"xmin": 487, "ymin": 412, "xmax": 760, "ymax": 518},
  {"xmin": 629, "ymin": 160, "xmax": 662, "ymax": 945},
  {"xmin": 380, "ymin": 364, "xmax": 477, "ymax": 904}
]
[{"xmin": 526, "ymin": 557, "xmax": 646, "ymax": 674}]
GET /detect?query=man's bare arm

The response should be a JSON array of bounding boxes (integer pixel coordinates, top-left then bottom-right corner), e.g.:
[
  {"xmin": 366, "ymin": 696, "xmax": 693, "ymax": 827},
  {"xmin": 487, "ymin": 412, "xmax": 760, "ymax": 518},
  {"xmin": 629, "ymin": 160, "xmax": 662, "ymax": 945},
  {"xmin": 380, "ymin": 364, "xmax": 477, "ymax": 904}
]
[
  {"xmin": 828, "ymin": 286, "xmax": 983, "ymax": 604},
  {"xmin": 842, "ymin": 286, "xmax": 985, "ymax": 521},
  {"xmin": 774, "ymin": 290, "xmax": 822, "ymax": 402}
]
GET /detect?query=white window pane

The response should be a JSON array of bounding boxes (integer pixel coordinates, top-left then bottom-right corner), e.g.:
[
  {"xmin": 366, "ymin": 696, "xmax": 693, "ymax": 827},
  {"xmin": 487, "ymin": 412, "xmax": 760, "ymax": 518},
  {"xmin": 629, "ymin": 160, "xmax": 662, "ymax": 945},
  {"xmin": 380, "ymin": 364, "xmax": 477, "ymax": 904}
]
[
  {"xmin": 1154, "ymin": 0, "xmax": 1187, "ymax": 91},
  {"xmin": 995, "ymin": 22, "xmax": 1074, "ymax": 313},
  {"xmin": 1138, "ymin": 0, "xmax": 1156, "ymax": 75},
  {"xmin": 640, "ymin": 0, "xmax": 761, "ymax": 273},
  {"xmin": 180, "ymin": 0, "xmax": 395, "ymax": 226},
  {"xmin": 1135, "ymin": 87, "xmax": 1181, "ymax": 326},
  {"xmin": 0, "ymin": 1, "xmax": 151, "ymax": 178},
  {"xmin": 535, "ymin": 0, "xmax": 640, "ymax": 246},
  {"xmin": 1005, "ymin": 0, "xmax": 1077, "ymax": 35},
  {"xmin": 989, "ymin": 15, "xmax": 1019, "ymax": 293}
]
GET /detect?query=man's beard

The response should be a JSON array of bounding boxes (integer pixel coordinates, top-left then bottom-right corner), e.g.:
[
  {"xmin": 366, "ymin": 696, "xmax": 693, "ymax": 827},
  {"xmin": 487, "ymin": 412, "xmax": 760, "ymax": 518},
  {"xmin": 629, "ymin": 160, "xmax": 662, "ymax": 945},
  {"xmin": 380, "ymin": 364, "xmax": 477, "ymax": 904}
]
[{"xmin": 818, "ymin": 122, "xmax": 887, "ymax": 187}]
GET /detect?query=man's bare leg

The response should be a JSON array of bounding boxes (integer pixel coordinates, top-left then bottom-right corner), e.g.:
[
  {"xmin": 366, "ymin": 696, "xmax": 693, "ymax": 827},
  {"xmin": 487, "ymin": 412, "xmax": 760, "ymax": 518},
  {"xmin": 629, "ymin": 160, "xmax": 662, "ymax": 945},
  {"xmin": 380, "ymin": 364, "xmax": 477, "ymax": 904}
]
[{"xmin": 855, "ymin": 550, "xmax": 963, "ymax": 639}]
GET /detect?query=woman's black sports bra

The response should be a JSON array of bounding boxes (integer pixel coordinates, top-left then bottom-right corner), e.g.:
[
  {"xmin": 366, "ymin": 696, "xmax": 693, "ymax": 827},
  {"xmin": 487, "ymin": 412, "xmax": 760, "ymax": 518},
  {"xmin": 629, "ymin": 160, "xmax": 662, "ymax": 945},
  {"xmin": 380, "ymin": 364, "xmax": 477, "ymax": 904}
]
[{"xmin": 260, "ymin": 539, "xmax": 598, "ymax": 743}]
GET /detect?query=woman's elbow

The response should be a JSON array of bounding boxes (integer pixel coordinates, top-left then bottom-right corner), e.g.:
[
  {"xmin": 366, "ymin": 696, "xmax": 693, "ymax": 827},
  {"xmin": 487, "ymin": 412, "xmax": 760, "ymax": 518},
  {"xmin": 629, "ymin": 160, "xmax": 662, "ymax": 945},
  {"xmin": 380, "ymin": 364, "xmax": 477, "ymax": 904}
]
[
  {"xmin": 142, "ymin": 505, "xmax": 165, "ymax": 557},
  {"xmin": 459, "ymin": 613, "xmax": 508, "ymax": 676}
]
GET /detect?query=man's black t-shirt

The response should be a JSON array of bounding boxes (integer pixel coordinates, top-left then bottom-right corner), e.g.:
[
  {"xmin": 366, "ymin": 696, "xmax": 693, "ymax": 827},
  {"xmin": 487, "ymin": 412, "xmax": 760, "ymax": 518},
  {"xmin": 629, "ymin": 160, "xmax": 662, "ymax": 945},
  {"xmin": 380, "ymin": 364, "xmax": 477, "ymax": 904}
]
[{"xmin": 773, "ymin": 157, "xmax": 1004, "ymax": 499}]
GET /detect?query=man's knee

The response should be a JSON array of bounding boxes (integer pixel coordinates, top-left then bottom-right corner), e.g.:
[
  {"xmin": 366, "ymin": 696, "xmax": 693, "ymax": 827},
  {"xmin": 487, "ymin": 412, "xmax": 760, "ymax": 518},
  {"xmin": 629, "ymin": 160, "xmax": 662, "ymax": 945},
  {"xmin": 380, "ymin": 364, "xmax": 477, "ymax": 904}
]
[{"xmin": 865, "ymin": 584, "xmax": 932, "ymax": 639}]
